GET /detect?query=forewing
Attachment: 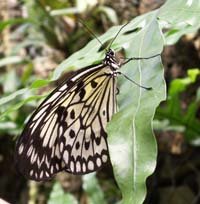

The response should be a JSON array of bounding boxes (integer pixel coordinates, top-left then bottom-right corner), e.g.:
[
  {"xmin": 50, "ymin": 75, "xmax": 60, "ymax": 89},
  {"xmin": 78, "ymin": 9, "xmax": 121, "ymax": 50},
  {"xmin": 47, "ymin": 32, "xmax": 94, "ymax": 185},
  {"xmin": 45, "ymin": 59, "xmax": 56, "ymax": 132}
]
[{"xmin": 15, "ymin": 64, "xmax": 116, "ymax": 180}]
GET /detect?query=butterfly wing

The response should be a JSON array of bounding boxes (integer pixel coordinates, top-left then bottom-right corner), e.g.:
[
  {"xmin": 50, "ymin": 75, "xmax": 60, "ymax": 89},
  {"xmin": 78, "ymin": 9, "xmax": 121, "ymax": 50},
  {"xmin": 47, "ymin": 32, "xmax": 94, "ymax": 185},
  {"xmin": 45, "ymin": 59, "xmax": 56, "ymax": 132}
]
[{"xmin": 15, "ymin": 64, "xmax": 117, "ymax": 181}]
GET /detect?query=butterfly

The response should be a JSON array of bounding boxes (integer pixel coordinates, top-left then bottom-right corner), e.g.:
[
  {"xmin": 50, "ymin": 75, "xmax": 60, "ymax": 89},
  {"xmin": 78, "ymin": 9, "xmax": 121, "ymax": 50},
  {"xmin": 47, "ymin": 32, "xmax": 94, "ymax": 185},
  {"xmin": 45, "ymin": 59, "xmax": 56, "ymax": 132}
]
[{"xmin": 15, "ymin": 23, "xmax": 157, "ymax": 181}]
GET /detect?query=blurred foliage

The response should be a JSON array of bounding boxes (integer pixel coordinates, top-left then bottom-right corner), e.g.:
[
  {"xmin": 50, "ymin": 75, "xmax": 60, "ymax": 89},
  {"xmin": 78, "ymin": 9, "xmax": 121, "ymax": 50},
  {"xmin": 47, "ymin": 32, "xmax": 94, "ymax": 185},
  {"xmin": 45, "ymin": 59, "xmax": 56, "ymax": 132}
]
[
  {"xmin": 48, "ymin": 182, "xmax": 78, "ymax": 204},
  {"xmin": 83, "ymin": 173, "xmax": 106, "ymax": 204},
  {"xmin": 155, "ymin": 68, "xmax": 200, "ymax": 142},
  {"xmin": 0, "ymin": 0, "xmax": 200, "ymax": 204}
]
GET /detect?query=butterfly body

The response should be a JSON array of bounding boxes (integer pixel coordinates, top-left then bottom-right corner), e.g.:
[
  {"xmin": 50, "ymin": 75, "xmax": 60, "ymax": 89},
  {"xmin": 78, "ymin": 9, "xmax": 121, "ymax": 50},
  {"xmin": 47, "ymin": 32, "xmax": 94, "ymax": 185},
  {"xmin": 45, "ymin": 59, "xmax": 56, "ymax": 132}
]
[{"xmin": 15, "ymin": 49, "xmax": 119, "ymax": 181}]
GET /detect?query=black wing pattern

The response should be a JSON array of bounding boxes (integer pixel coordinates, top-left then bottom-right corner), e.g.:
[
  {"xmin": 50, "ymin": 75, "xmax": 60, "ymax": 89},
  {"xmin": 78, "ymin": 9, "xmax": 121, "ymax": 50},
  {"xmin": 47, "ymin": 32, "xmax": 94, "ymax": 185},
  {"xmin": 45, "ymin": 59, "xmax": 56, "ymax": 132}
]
[{"xmin": 15, "ymin": 63, "xmax": 117, "ymax": 181}]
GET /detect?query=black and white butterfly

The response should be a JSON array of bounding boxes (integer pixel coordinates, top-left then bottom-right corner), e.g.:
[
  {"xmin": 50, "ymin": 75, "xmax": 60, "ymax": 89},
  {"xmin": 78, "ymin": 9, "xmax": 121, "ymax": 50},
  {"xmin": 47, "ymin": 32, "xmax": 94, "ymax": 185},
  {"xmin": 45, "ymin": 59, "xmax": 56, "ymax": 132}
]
[{"xmin": 15, "ymin": 23, "xmax": 157, "ymax": 181}]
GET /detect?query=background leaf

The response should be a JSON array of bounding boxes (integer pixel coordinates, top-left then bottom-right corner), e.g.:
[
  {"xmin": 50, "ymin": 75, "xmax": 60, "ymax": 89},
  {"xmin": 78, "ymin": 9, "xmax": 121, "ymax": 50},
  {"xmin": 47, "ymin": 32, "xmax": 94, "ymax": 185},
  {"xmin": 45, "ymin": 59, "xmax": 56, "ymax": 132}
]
[
  {"xmin": 48, "ymin": 182, "xmax": 78, "ymax": 204},
  {"xmin": 159, "ymin": 0, "xmax": 200, "ymax": 45},
  {"xmin": 155, "ymin": 69, "xmax": 200, "ymax": 142},
  {"xmin": 83, "ymin": 173, "xmax": 106, "ymax": 204}
]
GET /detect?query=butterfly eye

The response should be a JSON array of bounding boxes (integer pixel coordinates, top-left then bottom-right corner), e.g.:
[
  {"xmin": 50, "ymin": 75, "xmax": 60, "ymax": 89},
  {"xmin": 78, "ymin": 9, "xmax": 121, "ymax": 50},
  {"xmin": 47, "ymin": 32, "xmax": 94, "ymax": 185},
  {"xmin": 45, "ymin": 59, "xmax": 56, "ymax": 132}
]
[{"xmin": 109, "ymin": 49, "xmax": 114, "ymax": 56}]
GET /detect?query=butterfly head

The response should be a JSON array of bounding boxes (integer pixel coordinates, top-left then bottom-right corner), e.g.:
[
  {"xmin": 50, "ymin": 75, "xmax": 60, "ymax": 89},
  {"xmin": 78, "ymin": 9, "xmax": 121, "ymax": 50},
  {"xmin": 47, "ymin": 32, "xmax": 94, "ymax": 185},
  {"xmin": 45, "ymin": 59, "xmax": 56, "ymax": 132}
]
[{"xmin": 104, "ymin": 49, "xmax": 119, "ymax": 70}]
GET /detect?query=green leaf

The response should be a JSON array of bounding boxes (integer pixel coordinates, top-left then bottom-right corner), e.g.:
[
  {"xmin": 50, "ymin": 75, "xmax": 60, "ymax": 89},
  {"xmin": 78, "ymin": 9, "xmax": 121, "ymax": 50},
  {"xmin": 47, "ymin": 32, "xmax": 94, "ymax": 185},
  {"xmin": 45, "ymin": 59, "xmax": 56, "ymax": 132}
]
[
  {"xmin": 23, "ymin": 0, "xmax": 63, "ymax": 49},
  {"xmin": 83, "ymin": 173, "xmax": 106, "ymax": 204},
  {"xmin": 51, "ymin": 15, "xmax": 160, "ymax": 81},
  {"xmin": 159, "ymin": 0, "xmax": 200, "ymax": 25},
  {"xmin": 169, "ymin": 69, "xmax": 200, "ymax": 95},
  {"xmin": 164, "ymin": 23, "xmax": 200, "ymax": 45},
  {"xmin": 3, "ymin": 69, "xmax": 19, "ymax": 93},
  {"xmin": 30, "ymin": 79, "xmax": 51, "ymax": 89},
  {"xmin": 0, "ymin": 94, "xmax": 46, "ymax": 121},
  {"xmin": 0, "ymin": 56, "xmax": 27, "ymax": 67},
  {"xmin": 0, "ymin": 18, "xmax": 31, "ymax": 32},
  {"xmin": 21, "ymin": 62, "xmax": 34, "ymax": 85},
  {"xmin": 184, "ymin": 94, "xmax": 200, "ymax": 141},
  {"xmin": 155, "ymin": 69, "xmax": 200, "ymax": 142},
  {"xmin": 50, "ymin": 7, "xmax": 80, "ymax": 16},
  {"xmin": 107, "ymin": 11, "xmax": 165, "ymax": 204},
  {"xmin": 11, "ymin": 39, "xmax": 44, "ymax": 56},
  {"xmin": 98, "ymin": 6, "xmax": 118, "ymax": 24},
  {"xmin": 159, "ymin": 0, "xmax": 200, "ymax": 45},
  {"xmin": 76, "ymin": 0, "xmax": 97, "ymax": 12},
  {"xmin": 153, "ymin": 119, "xmax": 185, "ymax": 132},
  {"xmin": 48, "ymin": 182, "xmax": 78, "ymax": 204},
  {"xmin": 188, "ymin": 68, "xmax": 200, "ymax": 82},
  {"xmin": 0, "ymin": 121, "xmax": 17, "ymax": 131},
  {"xmin": 0, "ymin": 88, "xmax": 29, "ymax": 106}
]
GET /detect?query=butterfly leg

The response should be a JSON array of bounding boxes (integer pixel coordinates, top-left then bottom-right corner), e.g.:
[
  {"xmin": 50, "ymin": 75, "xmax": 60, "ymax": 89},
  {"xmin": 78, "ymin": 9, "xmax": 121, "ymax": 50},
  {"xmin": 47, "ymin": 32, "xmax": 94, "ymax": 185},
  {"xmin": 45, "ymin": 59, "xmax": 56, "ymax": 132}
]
[
  {"xmin": 120, "ymin": 53, "xmax": 160, "ymax": 66},
  {"xmin": 116, "ymin": 71, "xmax": 152, "ymax": 90}
]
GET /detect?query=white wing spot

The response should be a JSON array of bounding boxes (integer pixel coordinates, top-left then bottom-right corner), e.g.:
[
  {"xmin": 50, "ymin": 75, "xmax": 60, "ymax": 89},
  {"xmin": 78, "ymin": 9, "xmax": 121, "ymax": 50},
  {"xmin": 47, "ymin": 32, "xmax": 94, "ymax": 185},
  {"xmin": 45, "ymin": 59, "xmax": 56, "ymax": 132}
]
[
  {"xmin": 45, "ymin": 91, "xmax": 61, "ymax": 104},
  {"xmin": 59, "ymin": 84, "xmax": 67, "ymax": 91},
  {"xmin": 45, "ymin": 156, "xmax": 50, "ymax": 168},
  {"xmin": 33, "ymin": 105, "xmax": 48, "ymax": 121},
  {"xmin": 70, "ymin": 161, "xmax": 74, "ymax": 172},
  {"xmin": 96, "ymin": 158, "xmax": 101, "ymax": 167},
  {"xmin": 76, "ymin": 161, "xmax": 81, "ymax": 172},
  {"xmin": 30, "ymin": 170, "xmax": 33, "ymax": 176},
  {"xmin": 41, "ymin": 115, "xmax": 52, "ymax": 139},
  {"xmin": 45, "ymin": 171, "xmax": 49, "ymax": 177},
  {"xmin": 41, "ymin": 155, "xmax": 45, "ymax": 164},
  {"xmin": 82, "ymin": 162, "xmax": 86, "ymax": 172},
  {"xmin": 27, "ymin": 145, "xmax": 33, "ymax": 157},
  {"xmin": 56, "ymin": 164, "xmax": 59, "ymax": 170},
  {"xmin": 49, "ymin": 124, "xmax": 58, "ymax": 148},
  {"xmin": 43, "ymin": 114, "xmax": 58, "ymax": 146},
  {"xmin": 37, "ymin": 156, "xmax": 40, "ymax": 167},
  {"xmin": 37, "ymin": 154, "xmax": 45, "ymax": 167},
  {"xmin": 18, "ymin": 144, "xmax": 24, "ymax": 154},
  {"xmin": 31, "ymin": 153, "xmax": 37, "ymax": 164},
  {"xmin": 85, "ymin": 127, "xmax": 91, "ymax": 142},
  {"xmin": 40, "ymin": 171, "xmax": 44, "ymax": 179},
  {"xmin": 30, "ymin": 150, "xmax": 37, "ymax": 164},
  {"xmin": 59, "ymin": 126, "xmax": 63, "ymax": 136},
  {"xmin": 31, "ymin": 116, "xmax": 43, "ymax": 134},
  {"xmin": 63, "ymin": 150, "xmax": 69, "ymax": 164},
  {"xmin": 88, "ymin": 160, "xmax": 94, "ymax": 170},
  {"xmin": 60, "ymin": 142, "xmax": 64, "ymax": 152},
  {"xmin": 55, "ymin": 144, "xmax": 61, "ymax": 158},
  {"xmin": 51, "ymin": 166, "xmax": 54, "ymax": 174},
  {"xmin": 102, "ymin": 155, "xmax": 108, "ymax": 163}
]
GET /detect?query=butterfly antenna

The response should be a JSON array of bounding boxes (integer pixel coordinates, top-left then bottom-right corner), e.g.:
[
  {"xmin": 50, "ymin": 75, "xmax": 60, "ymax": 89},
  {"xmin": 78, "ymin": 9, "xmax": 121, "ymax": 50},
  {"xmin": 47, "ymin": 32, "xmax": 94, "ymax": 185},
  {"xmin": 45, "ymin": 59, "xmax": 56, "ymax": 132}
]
[
  {"xmin": 107, "ymin": 22, "xmax": 129, "ymax": 50},
  {"xmin": 78, "ymin": 19, "xmax": 103, "ymax": 47}
]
